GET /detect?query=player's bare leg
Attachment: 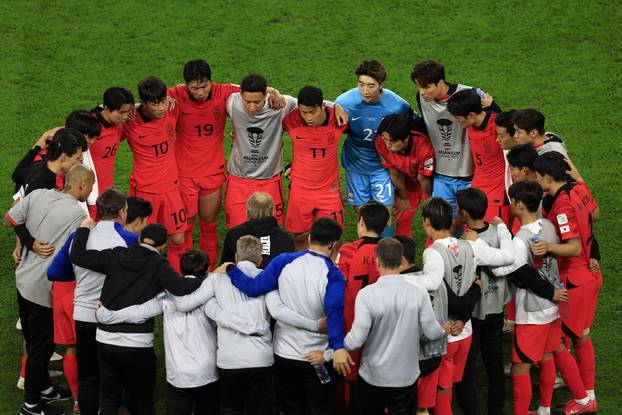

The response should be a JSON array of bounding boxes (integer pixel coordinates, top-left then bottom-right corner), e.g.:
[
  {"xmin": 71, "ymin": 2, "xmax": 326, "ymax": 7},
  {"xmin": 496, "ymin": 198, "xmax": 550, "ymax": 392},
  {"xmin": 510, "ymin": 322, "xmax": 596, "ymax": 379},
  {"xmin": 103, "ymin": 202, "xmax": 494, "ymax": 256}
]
[
  {"xmin": 197, "ymin": 189, "xmax": 222, "ymax": 270},
  {"xmin": 167, "ymin": 233, "xmax": 186, "ymax": 274}
]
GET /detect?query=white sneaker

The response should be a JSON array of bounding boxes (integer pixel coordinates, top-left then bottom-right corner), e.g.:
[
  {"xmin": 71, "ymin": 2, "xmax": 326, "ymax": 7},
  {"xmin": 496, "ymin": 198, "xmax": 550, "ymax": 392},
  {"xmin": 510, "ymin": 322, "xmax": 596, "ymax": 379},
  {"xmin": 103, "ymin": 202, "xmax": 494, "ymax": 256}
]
[
  {"xmin": 554, "ymin": 372, "xmax": 566, "ymax": 389},
  {"xmin": 50, "ymin": 352, "xmax": 63, "ymax": 362},
  {"xmin": 17, "ymin": 376, "xmax": 25, "ymax": 390}
]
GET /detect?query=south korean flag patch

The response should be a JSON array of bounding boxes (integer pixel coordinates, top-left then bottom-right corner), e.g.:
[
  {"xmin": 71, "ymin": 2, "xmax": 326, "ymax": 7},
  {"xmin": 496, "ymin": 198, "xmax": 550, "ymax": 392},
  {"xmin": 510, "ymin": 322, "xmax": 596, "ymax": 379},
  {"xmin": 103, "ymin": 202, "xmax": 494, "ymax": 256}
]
[
  {"xmin": 557, "ymin": 213, "xmax": 569, "ymax": 225},
  {"xmin": 560, "ymin": 225, "xmax": 571, "ymax": 234}
]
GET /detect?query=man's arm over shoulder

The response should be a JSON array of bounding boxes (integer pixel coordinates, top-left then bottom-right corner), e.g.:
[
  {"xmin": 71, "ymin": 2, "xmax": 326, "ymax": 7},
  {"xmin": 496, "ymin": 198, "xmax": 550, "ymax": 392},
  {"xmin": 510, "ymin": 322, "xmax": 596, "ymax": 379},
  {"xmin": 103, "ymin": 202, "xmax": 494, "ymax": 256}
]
[
  {"xmin": 48, "ymin": 233, "xmax": 76, "ymax": 282},
  {"xmin": 227, "ymin": 252, "xmax": 299, "ymax": 297},
  {"xmin": 172, "ymin": 277, "xmax": 216, "ymax": 312},
  {"xmin": 69, "ymin": 227, "xmax": 118, "ymax": 274},
  {"xmin": 158, "ymin": 260, "xmax": 202, "ymax": 296},
  {"xmin": 324, "ymin": 263, "xmax": 346, "ymax": 350}
]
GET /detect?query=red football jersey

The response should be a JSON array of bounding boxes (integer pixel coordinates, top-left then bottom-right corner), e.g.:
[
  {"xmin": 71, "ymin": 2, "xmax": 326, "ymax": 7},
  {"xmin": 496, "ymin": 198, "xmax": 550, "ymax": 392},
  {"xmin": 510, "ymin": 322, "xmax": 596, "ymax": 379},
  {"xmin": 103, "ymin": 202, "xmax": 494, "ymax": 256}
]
[
  {"xmin": 283, "ymin": 107, "xmax": 347, "ymax": 190},
  {"xmin": 543, "ymin": 182, "xmax": 598, "ymax": 286},
  {"xmin": 468, "ymin": 111, "xmax": 506, "ymax": 206},
  {"xmin": 123, "ymin": 106, "xmax": 179, "ymax": 194},
  {"xmin": 168, "ymin": 83, "xmax": 239, "ymax": 178},
  {"xmin": 336, "ymin": 236, "xmax": 381, "ymax": 381},
  {"xmin": 89, "ymin": 109, "xmax": 124, "ymax": 193}
]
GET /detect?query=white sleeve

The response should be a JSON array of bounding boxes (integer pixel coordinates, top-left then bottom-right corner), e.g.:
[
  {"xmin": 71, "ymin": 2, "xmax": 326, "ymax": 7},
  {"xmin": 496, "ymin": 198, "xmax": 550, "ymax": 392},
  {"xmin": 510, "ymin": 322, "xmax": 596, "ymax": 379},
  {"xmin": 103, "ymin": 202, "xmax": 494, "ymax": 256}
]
[
  {"xmin": 172, "ymin": 277, "xmax": 215, "ymax": 312},
  {"xmin": 95, "ymin": 294, "xmax": 164, "ymax": 324},
  {"xmin": 491, "ymin": 237, "xmax": 530, "ymax": 276},
  {"xmin": 279, "ymin": 95, "xmax": 298, "ymax": 119},
  {"xmin": 417, "ymin": 286, "xmax": 445, "ymax": 340},
  {"xmin": 266, "ymin": 291, "xmax": 320, "ymax": 331},
  {"xmin": 226, "ymin": 94, "xmax": 235, "ymax": 116},
  {"xmin": 469, "ymin": 224, "xmax": 515, "ymax": 267},
  {"xmin": 344, "ymin": 292, "xmax": 372, "ymax": 351},
  {"xmin": 203, "ymin": 298, "xmax": 270, "ymax": 336},
  {"xmin": 404, "ymin": 248, "xmax": 444, "ymax": 291}
]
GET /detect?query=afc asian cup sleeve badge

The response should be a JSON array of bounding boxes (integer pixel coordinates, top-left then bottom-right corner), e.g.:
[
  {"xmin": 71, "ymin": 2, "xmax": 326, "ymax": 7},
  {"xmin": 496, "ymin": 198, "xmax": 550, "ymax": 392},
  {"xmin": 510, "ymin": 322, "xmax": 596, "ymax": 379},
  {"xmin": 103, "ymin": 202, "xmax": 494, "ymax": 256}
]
[{"xmin": 556, "ymin": 213, "xmax": 568, "ymax": 225}]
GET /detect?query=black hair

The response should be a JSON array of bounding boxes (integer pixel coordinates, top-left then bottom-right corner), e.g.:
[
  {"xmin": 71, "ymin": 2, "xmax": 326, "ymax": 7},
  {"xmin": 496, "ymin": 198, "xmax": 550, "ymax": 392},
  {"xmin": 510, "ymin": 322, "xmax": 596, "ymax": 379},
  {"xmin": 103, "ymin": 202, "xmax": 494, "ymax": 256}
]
[
  {"xmin": 355, "ymin": 60, "xmax": 387, "ymax": 84},
  {"xmin": 377, "ymin": 114, "xmax": 409, "ymax": 142},
  {"xmin": 533, "ymin": 151, "xmax": 570, "ymax": 182},
  {"xmin": 508, "ymin": 181, "xmax": 543, "ymax": 213},
  {"xmin": 46, "ymin": 128, "xmax": 87, "ymax": 160},
  {"xmin": 456, "ymin": 188, "xmax": 488, "ymax": 221},
  {"xmin": 96, "ymin": 188, "xmax": 127, "ymax": 220},
  {"xmin": 512, "ymin": 108, "xmax": 545, "ymax": 135},
  {"xmin": 493, "ymin": 110, "xmax": 516, "ymax": 136},
  {"xmin": 422, "ymin": 197, "xmax": 453, "ymax": 231},
  {"xmin": 376, "ymin": 238, "xmax": 403, "ymax": 269},
  {"xmin": 180, "ymin": 249, "xmax": 209, "ymax": 277},
  {"xmin": 411, "ymin": 60, "xmax": 445, "ymax": 87},
  {"xmin": 297, "ymin": 85, "xmax": 323, "ymax": 107},
  {"xmin": 394, "ymin": 235, "xmax": 416, "ymax": 265},
  {"xmin": 447, "ymin": 89, "xmax": 482, "ymax": 117},
  {"xmin": 240, "ymin": 74, "xmax": 267, "ymax": 94},
  {"xmin": 507, "ymin": 144, "xmax": 539, "ymax": 170},
  {"xmin": 65, "ymin": 110, "xmax": 101, "ymax": 138},
  {"xmin": 126, "ymin": 197, "xmax": 153, "ymax": 224},
  {"xmin": 138, "ymin": 76, "xmax": 167, "ymax": 103},
  {"xmin": 103, "ymin": 87, "xmax": 135, "ymax": 111},
  {"xmin": 183, "ymin": 59, "xmax": 212, "ymax": 83},
  {"xmin": 309, "ymin": 217, "xmax": 343, "ymax": 247},
  {"xmin": 359, "ymin": 201, "xmax": 390, "ymax": 235}
]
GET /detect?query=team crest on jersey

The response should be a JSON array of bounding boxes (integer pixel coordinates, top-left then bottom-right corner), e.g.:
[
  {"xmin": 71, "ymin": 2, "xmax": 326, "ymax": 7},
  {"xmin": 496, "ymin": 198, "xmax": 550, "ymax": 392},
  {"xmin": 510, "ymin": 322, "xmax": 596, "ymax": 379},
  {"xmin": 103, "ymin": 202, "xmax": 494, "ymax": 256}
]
[
  {"xmin": 437, "ymin": 119, "xmax": 453, "ymax": 142},
  {"xmin": 557, "ymin": 213, "xmax": 568, "ymax": 225},
  {"xmin": 166, "ymin": 124, "xmax": 174, "ymax": 136},
  {"xmin": 559, "ymin": 225, "xmax": 571, "ymax": 234},
  {"xmin": 212, "ymin": 107, "xmax": 223, "ymax": 118},
  {"xmin": 247, "ymin": 127, "xmax": 264, "ymax": 153}
]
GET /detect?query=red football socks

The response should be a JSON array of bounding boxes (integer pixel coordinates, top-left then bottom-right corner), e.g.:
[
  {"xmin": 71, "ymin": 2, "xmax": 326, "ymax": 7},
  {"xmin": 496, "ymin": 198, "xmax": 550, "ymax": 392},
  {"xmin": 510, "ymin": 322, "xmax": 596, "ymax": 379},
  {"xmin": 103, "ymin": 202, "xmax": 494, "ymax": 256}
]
[
  {"xmin": 200, "ymin": 220, "xmax": 219, "ymax": 271},
  {"xmin": 512, "ymin": 373, "xmax": 532, "ymax": 415},
  {"xmin": 539, "ymin": 358, "xmax": 556, "ymax": 407},
  {"xmin": 574, "ymin": 337, "xmax": 595, "ymax": 390},
  {"xmin": 63, "ymin": 353, "xmax": 79, "ymax": 401},
  {"xmin": 555, "ymin": 347, "xmax": 587, "ymax": 399}
]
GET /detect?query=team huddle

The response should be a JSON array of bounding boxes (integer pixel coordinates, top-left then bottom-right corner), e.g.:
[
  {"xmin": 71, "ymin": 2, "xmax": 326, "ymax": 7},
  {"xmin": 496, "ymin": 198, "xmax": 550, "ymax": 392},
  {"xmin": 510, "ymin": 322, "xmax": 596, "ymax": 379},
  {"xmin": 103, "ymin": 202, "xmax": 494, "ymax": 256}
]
[{"xmin": 5, "ymin": 58, "xmax": 601, "ymax": 415}]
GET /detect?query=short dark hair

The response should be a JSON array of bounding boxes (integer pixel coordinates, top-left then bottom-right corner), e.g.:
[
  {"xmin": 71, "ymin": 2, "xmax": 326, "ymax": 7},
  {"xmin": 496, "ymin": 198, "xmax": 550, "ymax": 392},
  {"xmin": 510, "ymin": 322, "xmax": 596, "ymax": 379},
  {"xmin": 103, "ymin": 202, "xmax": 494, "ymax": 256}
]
[
  {"xmin": 310, "ymin": 217, "xmax": 343, "ymax": 247},
  {"xmin": 126, "ymin": 197, "xmax": 153, "ymax": 224},
  {"xmin": 138, "ymin": 76, "xmax": 167, "ymax": 103},
  {"xmin": 394, "ymin": 235, "xmax": 416, "ymax": 265},
  {"xmin": 494, "ymin": 110, "xmax": 516, "ymax": 136},
  {"xmin": 447, "ymin": 89, "xmax": 482, "ymax": 117},
  {"xmin": 533, "ymin": 152, "xmax": 569, "ymax": 182},
  {"xmin": 456, "ymin": 188, "xmax": 488, "ymax": 221},
  {"xmin": 96, "ymin": 188, "xmax": 127, "ymax": 220},
  {"xmin": 512, "ymin": 109, "xmax": 545, "ymax": 135},
  {"xmin": 507, "ymin": 144, "xmax": 539, "ymax": 170},
  {"xmin": 376, "ymin": 238, "xmax": 403, "ymax": 269},
  {"xmin": 377, "ymin": 114, "xmax": 409, "ymax": 142},
  {"xmin": 508, "ymin": 181, "xmax": 543, "ymax": 213},
  {"xmin": 422, "ymin": 197, "xmax": 453, "ymax": 231},
  {"xmin": 355, "ymin": 60, "xmax": 386, "ymax": 84},
  {"xmin": 297, "ymin": 86, "xmax": 323, "ymax": 107},
  {"xmin": 180, "ymin": 249, "xmax": 209, "ymax": 277},
  {"xmin": 103, "ymin": 87, "xmax": 135, "ymax": 111},
  {"xmin": 65, "ymin": 110, "xmax": 101, "ymax": 138},
  {"xmin": 359, "ymin": 201, "xmax": 390, "ymax": 235},
  {"xmin": 46, "ymin": 128, "xmax": 87, "ymax": 160},
  {"xmin": 241, "ymin": 74, "xmax": 267, "ymax": 94},
  {"xmin": 183, "ymin": 59, "xmax": 212, "ymax": 83},
  {"xmin": 411, "ymin": 60, "xmax": 445, "ymax": 87}
]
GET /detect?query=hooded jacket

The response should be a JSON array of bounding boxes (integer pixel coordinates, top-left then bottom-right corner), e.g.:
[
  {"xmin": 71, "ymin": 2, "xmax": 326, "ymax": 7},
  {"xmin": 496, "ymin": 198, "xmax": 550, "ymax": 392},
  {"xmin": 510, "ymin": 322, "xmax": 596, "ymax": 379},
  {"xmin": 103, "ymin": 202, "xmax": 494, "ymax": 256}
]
[
  {"xmin": 69, "ymin": 226, "xmax": 201, "ymax": 335},
  {"xmin": 220, "ymin": 216, "xmax": 294, "ymax": 268}
]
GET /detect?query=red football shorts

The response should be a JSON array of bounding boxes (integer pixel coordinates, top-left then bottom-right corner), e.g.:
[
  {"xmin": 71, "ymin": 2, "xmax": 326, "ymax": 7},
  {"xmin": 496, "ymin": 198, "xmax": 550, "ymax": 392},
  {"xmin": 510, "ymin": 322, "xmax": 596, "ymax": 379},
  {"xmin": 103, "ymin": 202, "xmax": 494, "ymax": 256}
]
[
  {"xmin": 484, "ymin": 203, "xmax": 511, "ymax": 224},
  {"xmin": 512, "ymin": 319, "xmax": 561, "ymax": 363},
  {"xmin": 130, "ymin": 186, "xmax": 187, "ymax": 235},
  {"xmin": 225, "ymin": 174, "xmax": 285, "ymax": 228},
  {"xmin": 417, "ymin": 367, "xmax": 439, "ymax": 408},
  {"xmin": 562, "ymin": 278, "xmax": 600, "ymax": 339},
  {"xmin": 438, "ymin": 336, "xmax": 472, "ymax": 389},
  {"xmin": 285, "ymin": 184, "xmax": 344, "ymax": 234},
  {"xmin": 53, "ymin": 281, "xmax": 76, "ymax": 345},
  {"xmin": 178, "ymin": 174, "xmax": 226, "ymax": 218}
]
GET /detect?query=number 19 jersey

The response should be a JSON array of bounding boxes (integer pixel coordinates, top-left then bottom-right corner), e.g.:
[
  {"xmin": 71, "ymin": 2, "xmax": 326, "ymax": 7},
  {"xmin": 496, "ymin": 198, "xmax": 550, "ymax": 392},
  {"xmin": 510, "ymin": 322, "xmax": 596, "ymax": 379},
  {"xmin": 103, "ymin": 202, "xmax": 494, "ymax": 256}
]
[
  {"xmin": 168, "ymin": 83, "xmax": 239, "ymax": 178},
  {"xmin": 123, "ymin": 107, "xmax": 179, "ymax": 194},
  {"xmin": 336, "ymin": 88, "xmax": 412, "ymax": 174}
]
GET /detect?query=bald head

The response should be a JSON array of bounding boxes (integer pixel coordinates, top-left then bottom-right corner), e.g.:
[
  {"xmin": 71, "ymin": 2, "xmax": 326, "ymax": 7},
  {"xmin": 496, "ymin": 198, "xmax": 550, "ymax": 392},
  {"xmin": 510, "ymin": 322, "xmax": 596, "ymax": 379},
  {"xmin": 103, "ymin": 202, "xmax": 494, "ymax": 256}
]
[
  {"xmin": 64, "ymin": 164, "xmax": 95, "ymax": 202},
  {"xmin": 246, "ymin": 192, "xmax": 274, "ymax": 220}
]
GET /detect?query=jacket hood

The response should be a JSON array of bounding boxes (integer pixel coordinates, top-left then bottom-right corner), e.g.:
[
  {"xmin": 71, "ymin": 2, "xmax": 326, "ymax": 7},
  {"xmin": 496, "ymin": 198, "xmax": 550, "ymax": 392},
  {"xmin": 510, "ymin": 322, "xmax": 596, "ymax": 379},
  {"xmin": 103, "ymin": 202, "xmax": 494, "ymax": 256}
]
[
  {"xmin": 117, "ymin": 245, "xmax": 160, "ymax": 272},
  {"xmin": 245, "ymin": 217, "xmax": 280, "ymax": 235}
]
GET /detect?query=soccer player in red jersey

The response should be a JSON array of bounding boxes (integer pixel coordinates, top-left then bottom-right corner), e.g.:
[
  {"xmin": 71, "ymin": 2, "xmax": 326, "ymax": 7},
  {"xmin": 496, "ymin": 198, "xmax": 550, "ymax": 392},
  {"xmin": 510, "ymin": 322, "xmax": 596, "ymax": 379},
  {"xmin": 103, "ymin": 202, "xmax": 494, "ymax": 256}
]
[
  {"xmin": 448, "ymin": 89, "xmax": 509, "ymax": 224},
  {"xmin": 122, "ymin": 76, "xmax": 187, "ymax": 272},
  {"xmin": 335, "ymin": 201, "xmax": 389, "ymax": 411},
  {"xmin": 375, "ymin": 114, "xmax": 434, "ymax": 237},
  {"xmin": 283, "ymin": 86, "xmax": 348, "ymax": 251},
  {"xmin": 89, "ymin": 87, "xmax": 135, "ymax": 195},
  {"xmin": 167, "ymin": 60, "xmax": 240, "ymax": 268},
  {"xmin": 534, "ymin": 152, "xmax": 600, "ymax": 413}
]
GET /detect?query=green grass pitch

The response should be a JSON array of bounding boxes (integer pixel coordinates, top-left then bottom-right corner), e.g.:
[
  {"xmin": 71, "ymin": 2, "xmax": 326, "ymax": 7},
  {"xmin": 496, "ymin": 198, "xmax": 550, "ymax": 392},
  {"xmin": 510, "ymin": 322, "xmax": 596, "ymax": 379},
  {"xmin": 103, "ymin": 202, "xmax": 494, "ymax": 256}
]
[{"xmin": 1, "ymin": 1, "xmax": 620, "ymax": 413}]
